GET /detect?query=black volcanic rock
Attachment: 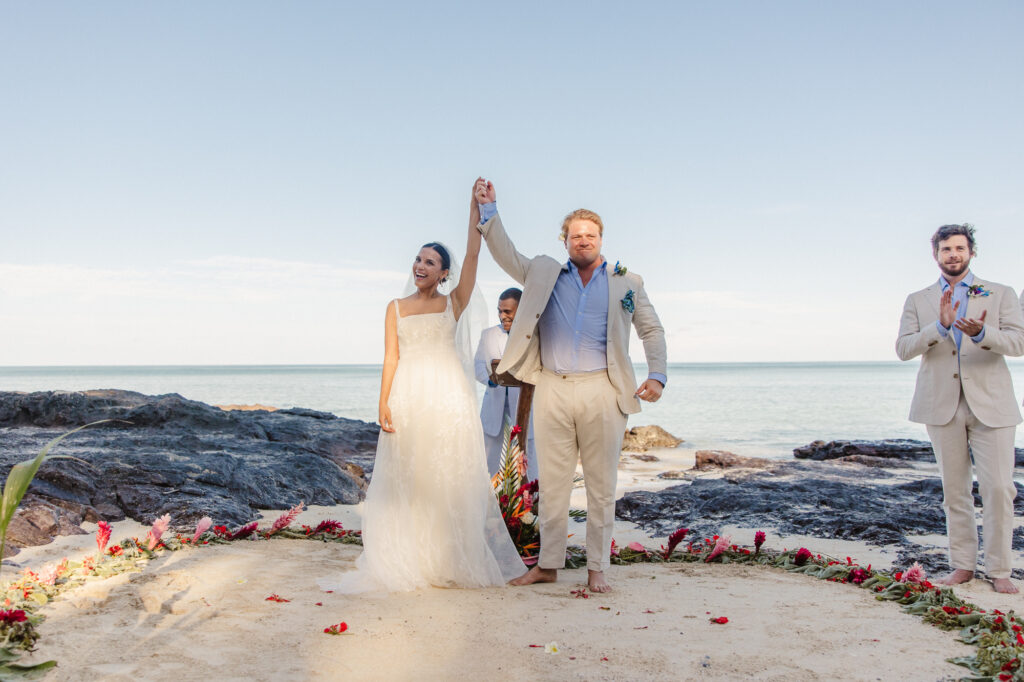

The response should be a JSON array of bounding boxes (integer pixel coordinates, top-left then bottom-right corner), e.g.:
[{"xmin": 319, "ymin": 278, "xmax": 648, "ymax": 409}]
[
  {"xmin": 0, "ymin": 390, "xmax": 381, "ymax": 555},
  {"xmin": 616, "ymin": 459, "xmax": 1024, "ymax": 551},
  {"xmin": 794, "ymin": 438, "xmax": 1024, "ymax": 466}
]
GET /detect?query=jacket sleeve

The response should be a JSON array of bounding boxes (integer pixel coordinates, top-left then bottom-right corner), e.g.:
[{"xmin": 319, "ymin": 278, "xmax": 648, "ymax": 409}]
[
  {"xmin": 477, "ymin": 213, "xmax": 532, "ymax": 285},
  {"xmin": 895, "ymin": 293, "xmax": 949, "ymax": 361},
  {"xmin": 631, "ymin": 276, "xmax": 667, "ymax": 377},
  {"xmin": 474, "ymin": 330, "xmax": 491, "ymax": 385}
]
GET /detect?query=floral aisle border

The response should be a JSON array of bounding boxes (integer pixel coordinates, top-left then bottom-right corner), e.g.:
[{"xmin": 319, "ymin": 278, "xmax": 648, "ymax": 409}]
[{"xmin": 0, "ymin": 517, "xmax": 1020, "ymax": 680}]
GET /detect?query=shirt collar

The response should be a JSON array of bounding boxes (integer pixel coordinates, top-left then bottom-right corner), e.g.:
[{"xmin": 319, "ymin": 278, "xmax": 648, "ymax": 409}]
[{"xmin": 939, "ymin": 271, "xmax": 974, "ymax": 292}]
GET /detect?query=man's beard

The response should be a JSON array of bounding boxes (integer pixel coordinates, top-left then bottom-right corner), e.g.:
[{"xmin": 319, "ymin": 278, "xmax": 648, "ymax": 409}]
[{"xmin": 939, "ymin": 258, "xmax": 970, "ymax": 278}]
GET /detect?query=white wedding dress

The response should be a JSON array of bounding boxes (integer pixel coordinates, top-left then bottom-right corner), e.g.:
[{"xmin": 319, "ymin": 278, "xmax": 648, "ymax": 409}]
[{"xmin": 327, "ymin": 296, "xmax": 525, "ymax": 592}]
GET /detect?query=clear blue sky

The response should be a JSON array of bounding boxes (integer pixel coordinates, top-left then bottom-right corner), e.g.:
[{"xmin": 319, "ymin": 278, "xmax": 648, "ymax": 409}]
[{"xmin": 1, "ymin": 2, "xmax": 1022, "ymax": 364}]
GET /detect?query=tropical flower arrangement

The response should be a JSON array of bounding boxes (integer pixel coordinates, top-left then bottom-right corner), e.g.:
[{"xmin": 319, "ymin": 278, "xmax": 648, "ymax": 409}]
[
  {"xmin": 490, "ymin": 420, "xmax": 540, "ymax": 562},
  {"xmin": 967, "ymin": 283, "xmax": 991, "ymax": 298}
]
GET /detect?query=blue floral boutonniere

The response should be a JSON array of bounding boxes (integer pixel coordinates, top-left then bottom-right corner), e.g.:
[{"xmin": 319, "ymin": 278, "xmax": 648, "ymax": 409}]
[
  {"xmin": 621, "ymin": 289, "xmax": 635, "ymax": 313},
  {"xmin": 967, "ymin": 284, "xmax": 991, "ymax": 298},
  {"xmin": 613, "ymin": 261, "xmax": 628, "ymax": 276}
]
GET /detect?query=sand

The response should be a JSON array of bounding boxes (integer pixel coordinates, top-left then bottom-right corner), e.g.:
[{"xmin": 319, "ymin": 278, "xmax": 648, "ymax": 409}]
[{"xmin": 10, "ymin": 449, "xmax": 1023, "ymax": 680}]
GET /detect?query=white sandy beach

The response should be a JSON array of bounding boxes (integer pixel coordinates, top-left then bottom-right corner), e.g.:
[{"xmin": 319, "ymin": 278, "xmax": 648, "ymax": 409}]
[{"xmin": 14, "ymin": 447, "xmax": 1024, "ymax": 682}]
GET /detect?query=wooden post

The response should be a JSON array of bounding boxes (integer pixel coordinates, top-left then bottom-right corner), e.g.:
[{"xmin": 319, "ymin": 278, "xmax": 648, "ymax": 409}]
[{"xmin": 491, "ymin": 359, "xmax": 534, "ymax": 453}]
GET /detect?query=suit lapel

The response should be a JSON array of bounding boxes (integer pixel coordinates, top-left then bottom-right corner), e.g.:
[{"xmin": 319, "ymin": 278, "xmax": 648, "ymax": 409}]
[{"xmin": 965, "ymin": 277, "xmax": 987, "ymax": 321}]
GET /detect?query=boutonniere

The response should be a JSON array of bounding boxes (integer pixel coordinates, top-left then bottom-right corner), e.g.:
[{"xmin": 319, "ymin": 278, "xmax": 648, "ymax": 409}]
[
  {"xmin": 967, "ymin": 284, "xmax": 991, "ymax": 298},
  {"xmin": 613, "ymin": 261, "xmax": 627, "ymax": 276},
  {"xmin": 621, "ymin": 289, "xmax": 635, "ymax": 313}
]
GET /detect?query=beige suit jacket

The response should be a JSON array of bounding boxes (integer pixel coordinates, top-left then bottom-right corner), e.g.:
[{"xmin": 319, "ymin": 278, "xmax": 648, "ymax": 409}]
[
  {"xmin": 478, "ymin": 214, "xmax": 667, "ymax": 416},
  {"xmin": 896, "ymin": 276, "xmax": 1024, "ymax": 427}
]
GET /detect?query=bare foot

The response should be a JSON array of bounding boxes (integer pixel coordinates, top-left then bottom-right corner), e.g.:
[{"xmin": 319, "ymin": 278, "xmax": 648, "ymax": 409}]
[
  {"xmin": 588, "ymin": 570, "xmax": 612, "ymax": 593},
  {"xmin": 937, "ymin": 569, "xmax": 975, "ymax": 586},
  {"xmin": 509, "ymin": 566, "xmax": 557, "ymax": 586},
  {"xmin": 992, "ymin": 578, "xmax": 1019, "ymax": 594}
]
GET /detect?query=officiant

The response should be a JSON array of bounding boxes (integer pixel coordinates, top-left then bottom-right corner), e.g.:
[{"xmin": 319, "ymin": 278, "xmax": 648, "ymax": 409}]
[{"xmin": 474, "ymin": 287, "xmax": 538, "ymax": 480}]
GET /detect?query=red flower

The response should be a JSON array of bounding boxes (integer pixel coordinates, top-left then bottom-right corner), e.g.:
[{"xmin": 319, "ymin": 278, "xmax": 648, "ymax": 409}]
[
  {"xmin": 510, "ymin": 425, "xmax": 523, "ymax": 438},
  {"xmin": 849, "ymin": 568, "xmax": 870, "ymax": 585},
  {"xmin": 324, "ymin": 622, "xmax": 348, "ymax": 635},
  {"xmin": 312, "ymin": 520, "xmax": 345, "ymax": 535},
  {"xmin": 753, "ymin": 531, "xmax": 766, "ymax": 553},
  {"xmin": 213, "ymin": 525, "xmax": 230, "ymax": 537},
  {"xmin": 265, "ymin": 594, "xmax": 290, "ymax": 603},
  {"xmin": 794, "ymin": 548, "xmax": 812, "ymax": 566},
  {"xmin": 662, "ymin": 527, "xmax": 689, "ymax": 559},
  {"xmin": 108, "ymin": 545, "xmax": 124, "ymax": 556},
  {"xmin": 0, "ymin": 609, "xmax": 27, "ymax": 625},
  {"xmin": 96, "ymin": 520, "xmax": 112, "ymax": 553},
  {"xmin": 710, "ymin": 616, "xmax": 728, "ymax": 624}
]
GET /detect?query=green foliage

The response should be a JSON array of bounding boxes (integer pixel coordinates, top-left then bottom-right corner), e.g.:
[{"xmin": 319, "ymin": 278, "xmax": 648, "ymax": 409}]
[{"xmin": 1, "ymin": 421, "xmax": 110, "ymax": 574}]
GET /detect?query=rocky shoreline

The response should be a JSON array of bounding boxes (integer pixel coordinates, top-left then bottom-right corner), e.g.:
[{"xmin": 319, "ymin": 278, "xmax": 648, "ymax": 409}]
[
  {"xmin": 0, "ymin": 390, "xmax": 379, "ymax": 556},
  {"xmin": 3, "ymin": 389, "xmax": 1023, "ymax": 578}
]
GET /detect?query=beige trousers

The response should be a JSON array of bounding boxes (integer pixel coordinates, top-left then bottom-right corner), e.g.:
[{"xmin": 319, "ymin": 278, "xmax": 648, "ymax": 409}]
[
  {"xmin": 926, "ymin": 391, "xmax": 1018, "ymax": 579},
  {"xmin": 534, "ymin": 369, "xmax": 627, "ymax": 572}
]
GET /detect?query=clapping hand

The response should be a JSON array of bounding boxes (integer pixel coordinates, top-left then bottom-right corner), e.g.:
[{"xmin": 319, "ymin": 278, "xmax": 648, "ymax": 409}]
[
  {"xmin": 939, "ymin": 290, "xmax": 960, "ymax": 329},
  {"xmin": 954, "ymin": 309, "xmax": 987, "ymax": 337}
]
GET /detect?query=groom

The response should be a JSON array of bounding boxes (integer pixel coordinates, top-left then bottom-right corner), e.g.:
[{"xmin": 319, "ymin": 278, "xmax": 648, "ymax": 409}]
[{"xmin": 473, "ymin": 178, "xmax": 667, "ymax": 592}]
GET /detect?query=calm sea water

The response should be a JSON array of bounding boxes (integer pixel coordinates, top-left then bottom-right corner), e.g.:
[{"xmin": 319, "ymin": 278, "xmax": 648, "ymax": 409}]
[{"xmin": 2, "ymin": 362, "xmax": 1023, "ymax": 458}]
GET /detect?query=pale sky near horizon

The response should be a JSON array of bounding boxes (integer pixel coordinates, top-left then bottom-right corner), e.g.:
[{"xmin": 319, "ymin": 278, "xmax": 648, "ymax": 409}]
[{"xmin": 1, "ymin": 2, "xmax": 1022, "ymax": 366}]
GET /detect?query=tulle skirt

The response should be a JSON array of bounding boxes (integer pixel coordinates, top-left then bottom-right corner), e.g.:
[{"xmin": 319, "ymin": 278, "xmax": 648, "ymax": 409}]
[{"xmin": 323, "ymin": 345, "xmax": 525, "ymax": 592}]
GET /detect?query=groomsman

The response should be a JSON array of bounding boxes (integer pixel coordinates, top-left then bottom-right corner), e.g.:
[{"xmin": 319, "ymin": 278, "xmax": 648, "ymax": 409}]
[
  {"xmin": 474, "ymin": 287, "xmax": 538, "ymax": 481},
  {"xmin": 896, "ymin": 224, "xmax": 1024, "ymax": 593}
]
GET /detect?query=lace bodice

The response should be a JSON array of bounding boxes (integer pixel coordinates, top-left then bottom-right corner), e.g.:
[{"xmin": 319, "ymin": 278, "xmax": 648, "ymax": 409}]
[{"xmin": 395, "ymin": 297, "xmax": 457, "ymax": 358}]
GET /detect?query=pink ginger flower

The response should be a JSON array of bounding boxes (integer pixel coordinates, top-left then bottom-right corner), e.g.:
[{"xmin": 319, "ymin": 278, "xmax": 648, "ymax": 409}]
[
  {"xmin": 146, "ymin": 514, "xmax": 171, "ymax": 550},
  {"xmin": 794, "ymin": 547, "xmax": 812, "ymax": 566},
  {"xmin": 754, "ymin": 531, "xmax": 766, "ymax": 553},
  {"xmin": 267, "ymin": 502, "xmax": 305, "ymax": 536},
  {"xmin": 901, "ymin": 562, "xmax": 927, "ymax": 584},
  {"xmin": 38, "ymin": 564, "xmax": 58, "ymax": 586},
  {"xmin": 705, "ymin": 534, "xmax": 732, "ymax": 562},
  {"xmin": 229, "ymin": 521, "xmax": 259, "ymax": 540},
  {"xmin": 664, "ymin": 527, "xmax": 689, "ymax": 558},
  {"xmin": 627, "ymin": 541, "xmax": 647, "ymax": 553},
  {"xmin": 96, "ymin": 520, "xmax": 112, "ymax": 553},
  {"xmin": 192, "ymin": 517, "xmax": 213, "ymax": 543}
]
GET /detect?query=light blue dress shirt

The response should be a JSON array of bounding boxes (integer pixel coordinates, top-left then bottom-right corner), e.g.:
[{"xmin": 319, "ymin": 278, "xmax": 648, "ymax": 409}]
[
  {"xmin": 935, "ymin": 271, "xmax": 986, "ymax": 350},
  {"xmin": 479, "ymin": 202, "xmax": 667, "ymax": 387}
]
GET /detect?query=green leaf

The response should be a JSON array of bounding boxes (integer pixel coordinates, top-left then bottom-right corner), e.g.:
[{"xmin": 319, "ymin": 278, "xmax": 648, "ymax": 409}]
[
  {"xmin": 0, "ymin": 420, "xmax": 113, "ymax": 573},
  {"xmin": 0, "ymin": 659, "xmax": 58, "ymax": 679}
]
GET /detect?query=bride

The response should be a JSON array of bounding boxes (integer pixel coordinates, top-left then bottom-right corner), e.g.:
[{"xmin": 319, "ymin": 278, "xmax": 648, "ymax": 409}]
[{"xmin": 327, "ymin": 179, "xmax": 525, "ymax": 592}]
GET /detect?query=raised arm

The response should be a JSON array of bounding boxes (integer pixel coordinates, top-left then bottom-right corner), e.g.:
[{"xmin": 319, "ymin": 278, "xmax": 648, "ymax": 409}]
[
  {"xmin": 378, "ymin": 300, "xmax": 399, "ymax": 432},
  {"xmin": 474, "ymin": 179, "xmax": 532, "ymax": 285},
  {"xmin": 452, "ymin": 179, "xmax": 486, "ymax": 320}
]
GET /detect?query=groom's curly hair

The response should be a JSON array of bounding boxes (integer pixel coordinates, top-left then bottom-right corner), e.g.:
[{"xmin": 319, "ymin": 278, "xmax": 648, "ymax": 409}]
[
  {"xmin": 931, "ymin": 223, "xmax": 976, "ymax": 256},
  {"xmin": 560, "ymin": 209, "xmax": 604, "ymax": 241}
]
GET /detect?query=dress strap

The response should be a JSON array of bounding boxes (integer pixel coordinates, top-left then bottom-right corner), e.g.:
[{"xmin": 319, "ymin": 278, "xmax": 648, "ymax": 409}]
[{"xmin": 393, "ymin": 298, "xmax": 401, "ymax": 322}]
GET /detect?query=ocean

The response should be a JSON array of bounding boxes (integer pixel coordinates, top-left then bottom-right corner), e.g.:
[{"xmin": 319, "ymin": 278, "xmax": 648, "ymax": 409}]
[{"xmin": 2, "ymin": 362, "xmax": 1023, "ymax": 458}]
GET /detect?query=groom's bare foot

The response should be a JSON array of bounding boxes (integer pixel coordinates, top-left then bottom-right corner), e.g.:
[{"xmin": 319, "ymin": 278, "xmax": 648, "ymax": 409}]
[
  {"xmin": 992, "ymin": 578, "xmax": 1019, "ymax": 594},
  {"xmin": 938, "ymin": 569, "xmax": 975, "ymax": 586},
  {"xmin": 510, "ymin": 566, "xmax": 557, "ymax": 586},
  {"xmin": 588, "ymin": 570, "xmax": 611, "ymax": 593}
]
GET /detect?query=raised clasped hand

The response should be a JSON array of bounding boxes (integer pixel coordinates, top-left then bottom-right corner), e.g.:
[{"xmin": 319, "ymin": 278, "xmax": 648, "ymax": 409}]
[
  {"xmin": 635, "ymin": 379, "xmax": 663, "ymax": 403},
  {"xmin": 954, "ymin": 309, "xmax": 987, "ymax": 337},
  {"xmin": 474, "ymin": 177, "xmax": 495, "ymax": 205}
]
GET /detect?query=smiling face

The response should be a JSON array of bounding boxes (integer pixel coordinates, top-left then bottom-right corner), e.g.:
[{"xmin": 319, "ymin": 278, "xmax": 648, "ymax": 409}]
[
  {"xmin": 412, "ymin": 246, "xmax": 448, "ymax": 291},
  {"xmin": 563, "ymin": 218, "xmax": 603, "ymax": 270},
  {"xmin": 497, "ymin": 296, "xmax": 519, "ymax": 332},
  {"xmin": 934, "ymin": 234, "xmax": 973, "ymax": 280}
]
